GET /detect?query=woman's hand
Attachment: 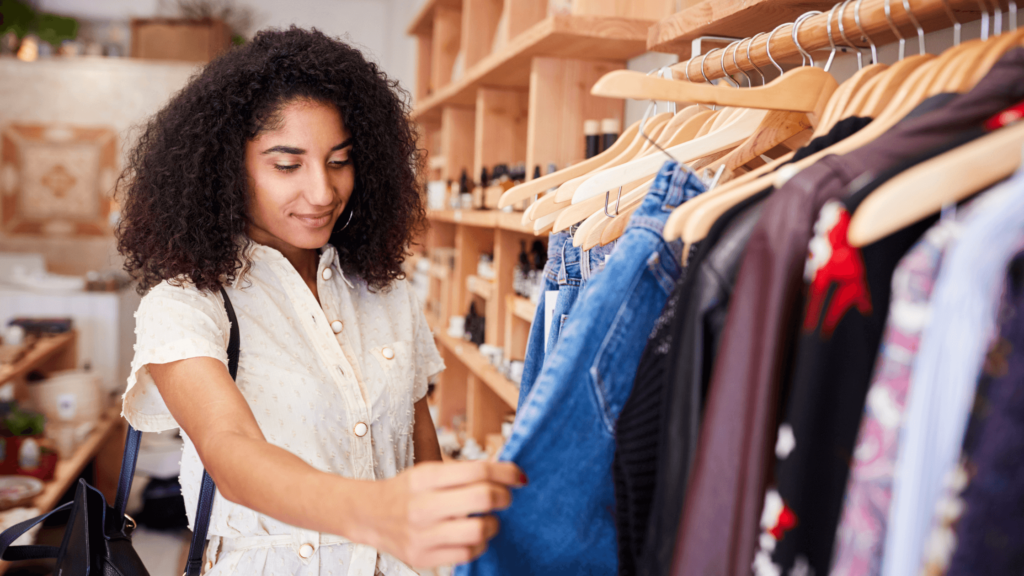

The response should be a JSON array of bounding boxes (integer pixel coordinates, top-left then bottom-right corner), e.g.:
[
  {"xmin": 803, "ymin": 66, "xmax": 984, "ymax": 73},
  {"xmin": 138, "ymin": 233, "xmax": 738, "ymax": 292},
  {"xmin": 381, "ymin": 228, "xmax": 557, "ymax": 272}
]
[{"xmin": 361, "ymin": 460, "xmax": 526, "ymax": 568}]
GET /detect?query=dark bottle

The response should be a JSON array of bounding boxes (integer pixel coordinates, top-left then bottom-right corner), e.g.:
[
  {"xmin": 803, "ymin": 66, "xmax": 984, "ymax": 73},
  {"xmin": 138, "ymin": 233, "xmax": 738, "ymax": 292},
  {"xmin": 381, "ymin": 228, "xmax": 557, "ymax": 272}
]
[
  {"xmin": 584, "ymin": 119, "xmax": 600, "ymax": 159},
  {"xmin": 602, "ymin": 118, "xmax": 620, "ymax": 151}
]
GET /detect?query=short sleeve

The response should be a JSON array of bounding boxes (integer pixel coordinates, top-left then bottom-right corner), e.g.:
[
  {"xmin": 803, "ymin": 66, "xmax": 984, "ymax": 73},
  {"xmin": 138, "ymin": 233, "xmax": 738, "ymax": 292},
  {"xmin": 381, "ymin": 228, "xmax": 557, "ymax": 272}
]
[
  {"xmin": 122, "ymin": 281, "xmax": 230, "ymax": 432},
  {"xmin": 408, "ymin": 286, "xmax": 445, "ymax": 403}
]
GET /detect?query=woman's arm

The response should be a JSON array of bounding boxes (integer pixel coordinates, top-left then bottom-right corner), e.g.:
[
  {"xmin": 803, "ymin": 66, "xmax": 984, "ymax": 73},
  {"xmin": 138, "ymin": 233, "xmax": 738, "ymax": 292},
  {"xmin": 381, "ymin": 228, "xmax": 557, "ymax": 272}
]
[
  {"xmin": 149, "ymin": 357, "xmax": 524, "ymax": 567},
  {"xmin": 413, "ymin": 397, "xmax": 442, "ymax": 463}
]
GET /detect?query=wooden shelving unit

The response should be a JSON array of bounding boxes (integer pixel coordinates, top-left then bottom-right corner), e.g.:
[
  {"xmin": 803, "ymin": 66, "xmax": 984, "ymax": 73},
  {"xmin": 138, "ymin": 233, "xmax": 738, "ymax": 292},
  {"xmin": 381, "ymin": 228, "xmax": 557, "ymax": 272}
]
[
  {"xmin": 0, "ymin": 332, "xmax": 76, "ymax": 389},
  {"xmin": 412, "ymin": 0, "xmax": 672, "ymax": 184},
  {"xmin": 413, "ymin": 13, "xmax": 654, "ymax": 120},
  {"xmin": 413, "ymin": 0, "xmax": 672, "ymax": 452},
  {"xmin": 0, "ymin": 332, "xmax": 125, "ymax": 575}
]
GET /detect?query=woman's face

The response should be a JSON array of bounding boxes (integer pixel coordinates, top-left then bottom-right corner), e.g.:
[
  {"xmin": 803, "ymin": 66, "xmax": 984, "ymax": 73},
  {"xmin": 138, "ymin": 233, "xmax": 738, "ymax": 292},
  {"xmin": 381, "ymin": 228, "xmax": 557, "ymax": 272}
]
[{"xmin": 244, "ymin": 98, "xmax": 354, "ymax": 253}]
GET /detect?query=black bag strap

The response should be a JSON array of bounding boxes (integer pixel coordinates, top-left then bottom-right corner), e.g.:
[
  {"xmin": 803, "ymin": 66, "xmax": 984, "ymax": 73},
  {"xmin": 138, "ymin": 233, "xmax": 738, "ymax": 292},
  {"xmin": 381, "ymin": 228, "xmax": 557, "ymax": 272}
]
[
  {"xmin": 0, "ymin": 501, "xmax": 73, "ymax": 561},
  {"xmin": 184, "ymin": 287, "xmax": 239, "ymax": 576},
  {"xmin": 112, "ymin": 286, "xmax": 240, "ymax": 576}
]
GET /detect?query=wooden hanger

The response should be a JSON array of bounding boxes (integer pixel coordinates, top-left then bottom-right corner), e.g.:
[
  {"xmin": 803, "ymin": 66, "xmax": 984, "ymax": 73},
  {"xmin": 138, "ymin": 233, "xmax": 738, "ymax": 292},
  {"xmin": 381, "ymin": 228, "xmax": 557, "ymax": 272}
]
[
  {"xmin": 554, "ymin": 171, "xmax": 659, "ymax": 231},
  {"xmin": 816, "ymin": 63, "xmax": 887, "ymax": 134},
  {"xmin": 854, "ymin": 54, "xmax": 935, "ymax": 117},
  {"xmin": 668, "ymin": 49, "xmax": 941, "ymax": 250},
  {"xmin": 545, "ymin": 112, "xmax": 676, "ymax": 206},
  {"xmin": 570, "ymin": 109, "xmax": 771, "ymax": 205},
  {"xmin": 694, "ymin": 111, "xmax": 814, "ymax": 179},
  {"xmin": 588, "ymin": 107, "xmax": 809, "ymax": 248},
  {"xmin": 918, "ymin": 38, "xmax": 983, "ymax": 95},
  {"xmin": 551, "ymin": 109, "xmax": 715, "ymax": 204},
  {"xmin": 967, "ymin": 28, "xmax": 1024, "ymax": 87},
  {"xmin": 848, "ymin": 119, "xmax": 1024, "ymax": 246},
  {"xmin": 496, "ymin": 113, "xmax": 661, "ymax": 210},
  {"xmin": 591, "ymin": 67, "xmax": 838, "ymax": 125},
  {"xmin": 523, "ymin": 112, "xmax": 674, "ymax": 222}
]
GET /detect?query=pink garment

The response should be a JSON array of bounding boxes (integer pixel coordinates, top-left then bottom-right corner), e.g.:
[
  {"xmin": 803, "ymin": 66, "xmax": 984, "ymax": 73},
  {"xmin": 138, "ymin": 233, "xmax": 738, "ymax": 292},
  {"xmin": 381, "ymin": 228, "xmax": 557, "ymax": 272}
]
[{"xmin": 829, "ymin": 214, "xmax": 967, "ymax": 576}]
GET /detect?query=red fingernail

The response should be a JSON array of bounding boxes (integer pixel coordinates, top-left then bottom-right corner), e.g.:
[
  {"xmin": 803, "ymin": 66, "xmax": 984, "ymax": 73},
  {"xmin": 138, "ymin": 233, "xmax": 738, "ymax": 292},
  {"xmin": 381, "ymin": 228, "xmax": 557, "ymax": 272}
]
[{"xmin": 519, "ymin": 473, "xmax": 529, "ymax": 485}]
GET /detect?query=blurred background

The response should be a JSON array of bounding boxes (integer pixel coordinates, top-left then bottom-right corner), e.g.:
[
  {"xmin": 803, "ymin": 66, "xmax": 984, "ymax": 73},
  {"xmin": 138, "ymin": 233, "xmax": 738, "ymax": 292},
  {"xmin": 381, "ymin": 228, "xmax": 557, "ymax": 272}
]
[{"xmin": 0, "ymin": 1, "xmax": 420, "ymax": 574}]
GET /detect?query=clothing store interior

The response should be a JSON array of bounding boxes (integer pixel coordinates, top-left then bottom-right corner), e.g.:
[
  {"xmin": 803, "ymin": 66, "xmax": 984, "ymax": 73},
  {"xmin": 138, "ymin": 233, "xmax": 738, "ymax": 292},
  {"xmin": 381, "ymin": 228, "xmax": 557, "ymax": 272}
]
[{"xmin": 2, "ymin": 0, "xmax": 1024, "ymax": 573}]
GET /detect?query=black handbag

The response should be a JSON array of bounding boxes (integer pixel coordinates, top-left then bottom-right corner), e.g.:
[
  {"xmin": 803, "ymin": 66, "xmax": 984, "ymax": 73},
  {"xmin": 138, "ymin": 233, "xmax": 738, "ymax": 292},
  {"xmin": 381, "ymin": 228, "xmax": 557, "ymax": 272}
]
[{"xmin": 0, "ymin": 288, "xmax": 240, "ymax": 576}]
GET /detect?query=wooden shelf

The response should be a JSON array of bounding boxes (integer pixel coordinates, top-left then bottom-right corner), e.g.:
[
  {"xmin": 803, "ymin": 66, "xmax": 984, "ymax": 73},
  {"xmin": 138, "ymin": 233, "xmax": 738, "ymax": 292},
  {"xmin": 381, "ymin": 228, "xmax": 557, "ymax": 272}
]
[
  {"xmin": 466, "ymin": 275, "xmax": 494, "ymax": 300},
  {"xmin": 428, "ymin": 209, "xmax": 537, "ymax": 234},
  {"xmin": 435, "ymin": 332, "xmax": 519, "ymax": 409},
  {"xmin": 412, "ymin": 13, "xmax": 653, "ymax": 121},
  {"xmin": 408, "ymin": 0, "xmax": 464, "ymax": 35},
  {"xmin": 647, "ymin": 0, "xmax": 849, "ymax": 56},
  {"xmin": 31, "ymin": 406, "xmax": 122, "ymax": 513},
  {"xmin": 0, "ymin": 332, "xmax": 75, "ymax": 387},
  {"xmin": 0, "ymin": 405, "xmax": 123, "ymax": 575},
  {"xmin": 510, "ymin": 295, "xmax": 536, "ymax": 322}
]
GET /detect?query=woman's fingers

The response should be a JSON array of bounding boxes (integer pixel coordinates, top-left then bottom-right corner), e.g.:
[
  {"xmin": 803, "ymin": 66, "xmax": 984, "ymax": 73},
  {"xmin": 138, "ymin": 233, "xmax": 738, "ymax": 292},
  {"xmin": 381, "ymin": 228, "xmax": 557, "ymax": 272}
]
[
  {"xmin": 421, "ymin": 516, "xmax": 500, "ymax": 548},
  {"xmin": 410, "ymin": 482, "xmax": 512, "ymax": 523},
  {"xmin": 410, "ymin": 461, "xmax": 526, "ymax": 492},
  {"xmin": 411, "ymin": 542, "xmax": 490, "ymax": 569}
]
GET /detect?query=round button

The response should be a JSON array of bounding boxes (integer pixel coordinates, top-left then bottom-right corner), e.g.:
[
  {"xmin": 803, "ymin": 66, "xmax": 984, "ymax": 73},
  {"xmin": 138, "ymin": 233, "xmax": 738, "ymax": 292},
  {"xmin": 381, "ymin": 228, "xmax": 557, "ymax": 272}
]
[
  {"xmin": 353, "ymin": 422, "xmax": 368, "ymax": 437},
  {"xmin": 299, "ymin": 543, "xmax": 314, "ymax": 559},
  {"xmin": 330, "ymin": 320, "xmax": 343, "ymax": 334},
  {"xmin": 206, "ymin": 560, "xmax": 213, "ymax": 570},
  {"xmin": 382, "ymin": 347, "xmax": 395, "ymax": 360},
  {"xmin": 322, "ymin": 268, "xmax": 333, "ymax": 281}
]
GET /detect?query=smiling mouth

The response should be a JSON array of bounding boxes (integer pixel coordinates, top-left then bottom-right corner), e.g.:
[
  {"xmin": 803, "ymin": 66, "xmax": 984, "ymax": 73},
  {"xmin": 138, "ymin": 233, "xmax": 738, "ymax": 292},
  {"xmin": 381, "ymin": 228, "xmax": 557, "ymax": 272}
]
[{"xmin": 292, "ymin": 211, "xmax": 335, "ymax": 228}]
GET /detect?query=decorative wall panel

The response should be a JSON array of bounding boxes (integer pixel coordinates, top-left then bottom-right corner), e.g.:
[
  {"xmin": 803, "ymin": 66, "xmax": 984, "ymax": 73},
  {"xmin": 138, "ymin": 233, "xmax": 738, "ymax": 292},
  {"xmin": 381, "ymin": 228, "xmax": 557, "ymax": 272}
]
[{"xmin": 1, "ymin": 124, "xmax": 117, "ymax": 237}]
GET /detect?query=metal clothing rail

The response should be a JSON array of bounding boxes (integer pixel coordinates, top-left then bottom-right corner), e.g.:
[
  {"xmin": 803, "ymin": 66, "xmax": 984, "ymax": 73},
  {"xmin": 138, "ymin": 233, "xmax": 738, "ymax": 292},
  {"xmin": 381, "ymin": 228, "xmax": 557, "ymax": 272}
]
[{"xmin": 675, "ymin": 0, "xmax": 1003, "ymax": 82}]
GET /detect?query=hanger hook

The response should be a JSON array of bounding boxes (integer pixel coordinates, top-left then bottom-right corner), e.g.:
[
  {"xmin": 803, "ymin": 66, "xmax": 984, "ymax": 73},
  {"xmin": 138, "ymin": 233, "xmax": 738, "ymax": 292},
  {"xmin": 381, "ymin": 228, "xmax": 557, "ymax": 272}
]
[
  {"xmin": 726, "ymin": 40, "xmax": 751, "ymax": 87},
  {"xmin": 718, "ymin": 43, "xmax": 741, "ymax": 87},
  {"xmin": 902, "ymin": 0, "xmax": 926, "ymax": 54},
  {"xmin": 854, "ymin": 0, "xmax": 879, "ymax": 64},
  {"xmin": 745, "ymin": 33, "xmax": 768, "ymax": 85},
  {"xmin": 883, "ymin": 0, "xmax": 907, "ymax": 60},
  {"xmin": 1011, "ymin": 0, "xmax": 1018, "ymax": 31},
  {"xmin": 977, "ymin": 0, "xmax": 991, "ymax": 40},
  {"xmin": 838, "ymin": 0, "xmax": 866, "ymax": 69},
  {"xmin": 792, "ymin": 11, "xmax": 822, "ymax": 67},
  {"xmin": 825, "ymin": 4, "xmax": 840, "ymax": 72},
  {"xmin": 988, "ymin": 0, "xmax": 1003, "ymax": 35},
  {"xmin": 765, "ymin": 23, "xmax": 788, "ymax": 76},
  {"xmin": 700, "ymin": 47, "xmax": 722, "ymax": 84},
  {"xmin": 604, "ymin": 186, "xmax": 624, "ymax": 218},
  {"xmin": 940, "ymin": 0, "xmax": 963, "ymax": 44}
]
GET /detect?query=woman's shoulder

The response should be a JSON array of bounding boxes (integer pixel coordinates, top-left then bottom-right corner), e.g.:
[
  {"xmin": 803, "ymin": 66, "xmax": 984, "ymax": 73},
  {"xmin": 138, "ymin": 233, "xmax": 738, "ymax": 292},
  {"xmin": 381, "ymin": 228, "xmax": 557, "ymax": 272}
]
[{"xmin": 138, "ymin": 278, "xmax": 228, "ymax": 326}]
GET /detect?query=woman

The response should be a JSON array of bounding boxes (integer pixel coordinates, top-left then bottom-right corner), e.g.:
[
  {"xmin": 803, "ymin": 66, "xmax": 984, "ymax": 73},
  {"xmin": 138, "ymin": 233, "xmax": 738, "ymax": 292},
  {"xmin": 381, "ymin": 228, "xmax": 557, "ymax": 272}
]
[{"xmin": 116, "ymin": 27, "xmax": 523, "ymax": 575}]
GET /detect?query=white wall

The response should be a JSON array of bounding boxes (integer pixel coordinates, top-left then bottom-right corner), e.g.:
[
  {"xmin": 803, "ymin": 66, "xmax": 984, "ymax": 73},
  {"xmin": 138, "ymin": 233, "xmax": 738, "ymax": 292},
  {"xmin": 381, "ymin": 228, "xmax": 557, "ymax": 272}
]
[{"xmin": 36, "ymin": 0, "xmax": 421, "ymax": 98}]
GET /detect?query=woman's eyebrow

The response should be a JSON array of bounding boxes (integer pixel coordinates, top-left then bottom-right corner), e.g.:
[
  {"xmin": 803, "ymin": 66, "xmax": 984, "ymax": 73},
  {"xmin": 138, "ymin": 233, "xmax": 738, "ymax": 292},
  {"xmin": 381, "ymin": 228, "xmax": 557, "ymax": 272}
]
[
  {"xmin": 262, "ymin": 145, "xmax": 304, "ymax": 155},
  {"xmin": 261, "ymin": 138, "xmax": 353, "ymax": 155}
]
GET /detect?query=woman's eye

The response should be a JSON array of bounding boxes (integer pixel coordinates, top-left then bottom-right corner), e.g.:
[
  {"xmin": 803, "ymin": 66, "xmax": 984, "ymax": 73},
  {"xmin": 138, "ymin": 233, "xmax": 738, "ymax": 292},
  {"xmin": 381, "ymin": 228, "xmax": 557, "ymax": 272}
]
[
  {"xmin": 330, "ymin": 158, "xmax": 352, "ymax": 167},
  {"xmin": 274, "ymin": 164, "xmax": 300, "ymax": 172}
]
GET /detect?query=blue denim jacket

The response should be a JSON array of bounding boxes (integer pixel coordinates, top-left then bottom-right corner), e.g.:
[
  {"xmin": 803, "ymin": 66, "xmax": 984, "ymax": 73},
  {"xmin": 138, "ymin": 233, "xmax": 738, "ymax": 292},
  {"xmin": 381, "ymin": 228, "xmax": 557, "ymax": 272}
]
[
  {"xmin": 458, "ymin": 162, "xmax": 703, "ymax": 575},
  {"xmin": 518, "ymin": 231, "xmax": 568, "ymax": 409},
  {"xmin": 518, "ymin": 231, "xmax": 616, "ymax": 410}
]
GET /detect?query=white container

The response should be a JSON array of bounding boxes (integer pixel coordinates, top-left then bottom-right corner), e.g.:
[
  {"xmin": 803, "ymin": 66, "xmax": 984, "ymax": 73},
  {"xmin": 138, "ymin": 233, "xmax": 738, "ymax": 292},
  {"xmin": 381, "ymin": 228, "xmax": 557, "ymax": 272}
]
[{"xmin": 28, "ymin": 369, "xmax": 102, "ymax": 425}]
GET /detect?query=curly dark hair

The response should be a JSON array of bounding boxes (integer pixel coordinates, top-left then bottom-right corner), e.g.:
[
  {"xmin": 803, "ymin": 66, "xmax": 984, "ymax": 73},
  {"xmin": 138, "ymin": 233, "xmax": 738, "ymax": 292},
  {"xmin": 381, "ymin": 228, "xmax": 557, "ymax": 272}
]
[{"xmin": 116, "ymin": 26, "xmax": 425, "ymax": 294}]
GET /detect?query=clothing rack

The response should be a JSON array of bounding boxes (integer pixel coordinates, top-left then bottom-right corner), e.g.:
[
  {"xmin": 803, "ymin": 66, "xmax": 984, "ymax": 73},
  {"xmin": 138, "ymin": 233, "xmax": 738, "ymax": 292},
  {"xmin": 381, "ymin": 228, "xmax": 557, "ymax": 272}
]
[{"xmin": 675, "ymin": 0, "xmax": 1000, "ymax": 82}]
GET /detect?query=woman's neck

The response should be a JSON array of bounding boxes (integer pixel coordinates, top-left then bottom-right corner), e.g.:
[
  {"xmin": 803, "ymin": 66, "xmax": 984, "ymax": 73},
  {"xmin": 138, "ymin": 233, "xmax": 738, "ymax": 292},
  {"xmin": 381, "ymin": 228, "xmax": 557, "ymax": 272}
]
[{"xmin": 247, "ymin": 229, "xmax": 320, "ymax": 285}]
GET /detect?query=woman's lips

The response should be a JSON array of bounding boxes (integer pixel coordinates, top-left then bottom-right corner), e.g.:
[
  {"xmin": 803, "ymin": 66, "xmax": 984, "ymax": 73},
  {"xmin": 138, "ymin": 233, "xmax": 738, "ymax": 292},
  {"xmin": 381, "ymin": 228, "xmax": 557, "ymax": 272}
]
[{"xmin": 292, "ymin": 211, "xmax": 334, "ymax": 228}]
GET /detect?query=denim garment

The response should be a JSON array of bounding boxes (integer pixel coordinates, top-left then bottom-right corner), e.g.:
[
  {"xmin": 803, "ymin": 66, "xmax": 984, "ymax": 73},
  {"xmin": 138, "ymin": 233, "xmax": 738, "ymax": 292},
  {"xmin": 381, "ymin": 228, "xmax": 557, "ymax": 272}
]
[
  {"xmin": 518, "ymin": 232, "xmax": 615, "ymax": 410},
  {"xmin": 518, "ymin": 231, "xmax": 569, "ymax": 410},
  {"xmin": 457, "ymin": 162, "xmax": 702, "ymax": 576}
]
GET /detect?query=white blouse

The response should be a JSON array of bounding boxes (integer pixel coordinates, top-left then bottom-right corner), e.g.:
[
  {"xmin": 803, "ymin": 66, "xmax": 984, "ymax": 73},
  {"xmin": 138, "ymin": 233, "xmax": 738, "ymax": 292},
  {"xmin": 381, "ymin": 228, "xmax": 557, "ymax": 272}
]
[{"xmin": 121, "ymin": 242, "xmax": 445, "ymax": 576}]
